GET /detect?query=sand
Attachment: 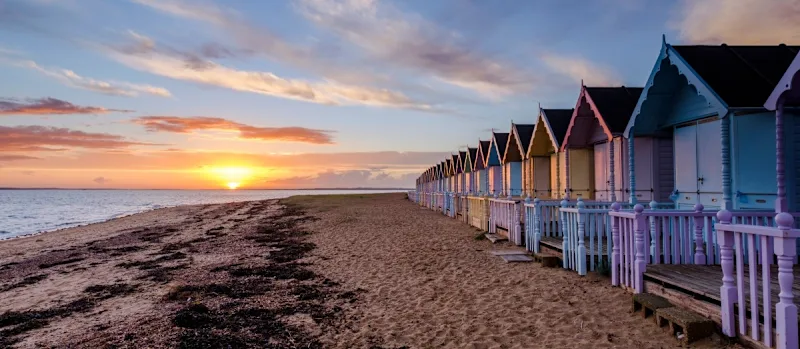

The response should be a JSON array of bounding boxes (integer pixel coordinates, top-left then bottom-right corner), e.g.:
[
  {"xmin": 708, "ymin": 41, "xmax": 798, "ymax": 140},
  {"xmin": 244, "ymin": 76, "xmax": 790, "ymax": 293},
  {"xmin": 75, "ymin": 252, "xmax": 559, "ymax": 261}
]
[{"xmin": 0, "ymin": 193, "xmax": 740, "ymax": 348}]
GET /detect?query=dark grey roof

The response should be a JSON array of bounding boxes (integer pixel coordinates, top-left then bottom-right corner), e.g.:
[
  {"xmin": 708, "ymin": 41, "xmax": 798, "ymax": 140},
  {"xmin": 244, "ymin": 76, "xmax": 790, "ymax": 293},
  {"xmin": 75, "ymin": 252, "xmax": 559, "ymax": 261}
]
[
  {"xmin": 513, "ymin": 124, "xmax": 535, "ymax": 153},
  {"xmin": 585, "ymin": 87, "xmax": 643, "ymax": 134},
  {"xmin": 672, "ymin": 44, "xmax": 799, "ymax": 107},
  {"xmin": 542, "ymin": 109, "xmax": 573, "ymax": 146},
  {"xmin": 493, "ymin": 132, "xmax": 509, "ymax": 158}
]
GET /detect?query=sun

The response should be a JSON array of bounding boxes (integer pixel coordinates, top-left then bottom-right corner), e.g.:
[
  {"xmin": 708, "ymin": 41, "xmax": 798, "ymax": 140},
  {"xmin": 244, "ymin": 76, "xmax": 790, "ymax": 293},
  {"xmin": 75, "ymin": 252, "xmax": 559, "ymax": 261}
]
[{"xmin": 204, "ymin": 166, "xmax": 253, "ymax": 189}]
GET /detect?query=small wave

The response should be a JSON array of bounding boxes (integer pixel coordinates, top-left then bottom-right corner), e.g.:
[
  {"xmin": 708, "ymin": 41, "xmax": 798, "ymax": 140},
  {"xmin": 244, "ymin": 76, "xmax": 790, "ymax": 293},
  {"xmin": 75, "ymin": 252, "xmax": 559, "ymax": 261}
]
[{"xmin": 0, "ymin": 230, "xmax": 10, "ymax": 235}]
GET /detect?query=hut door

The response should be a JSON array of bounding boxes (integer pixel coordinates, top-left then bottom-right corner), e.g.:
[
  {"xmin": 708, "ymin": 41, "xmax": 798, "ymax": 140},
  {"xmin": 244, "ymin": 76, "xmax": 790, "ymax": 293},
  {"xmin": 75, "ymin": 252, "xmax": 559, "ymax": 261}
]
[
  {"xmin": 533, "ymin": 157, "xmax": 550, "ymax": 198},
  {"xmin": 593, "ymin": 142, "xmax": 609, "ymax": 201},
  {"xmin": 696, "ymin": 118, "xmax": 722, "ymax": 208},
  {"xmin": 674, "ymin": 123, "xmax": 699, "ymax": 209}
]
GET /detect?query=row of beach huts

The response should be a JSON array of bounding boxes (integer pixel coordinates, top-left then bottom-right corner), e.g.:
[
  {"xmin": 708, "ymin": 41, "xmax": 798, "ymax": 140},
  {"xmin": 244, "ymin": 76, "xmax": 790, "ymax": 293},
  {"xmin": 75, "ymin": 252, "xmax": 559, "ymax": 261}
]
[{"xmin": 408, "ymin": 39, "xmax": 800, "ymax": 348}]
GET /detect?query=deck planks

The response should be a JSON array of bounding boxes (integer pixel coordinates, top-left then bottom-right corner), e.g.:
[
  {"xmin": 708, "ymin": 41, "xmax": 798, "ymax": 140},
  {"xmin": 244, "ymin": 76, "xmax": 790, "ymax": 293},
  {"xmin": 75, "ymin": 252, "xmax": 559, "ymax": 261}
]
[
  {"xmin": 538, "ymin": 236, "xmax": 610, "ymax": 256},
  {"xmin": 644, "ymin": 264, "xmax": 800, "ymax": 323}
]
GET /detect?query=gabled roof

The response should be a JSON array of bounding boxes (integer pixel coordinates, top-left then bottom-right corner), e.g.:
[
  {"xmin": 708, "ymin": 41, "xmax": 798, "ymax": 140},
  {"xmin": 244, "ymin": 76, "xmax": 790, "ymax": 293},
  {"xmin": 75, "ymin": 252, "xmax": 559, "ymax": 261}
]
[
  {"xmin": 467, "ymin": 147, "xmax": 477, "ymax": 169},
  {"xmin": 766, "ymin": 50, "xmax": 800, "ymax": 110},
  {"xmin": 512, "ymin": 123, "xmax": 535, "ymax": 156},
  {"xmin": 450, "ymin": 154, "xmax": 459, "ymax": 174},
  {"xmin": 478, "ymin": 140, "xmax": 491, "ymax": 167},
  {"xmin": 673, "ymin": 44, "xmax": 798, "ymax": 108},
  {"xmin": 456, "ymin": 151, "xmax": 466, "ymax": 173},
  {"xmin": 541, "ymin": 108, "xmax": 572, "ymax": 148},
  {"xmin": 584, "ymin": 87, "xmax": 643, "ymax": 134},
  {"xmin": 445, "ymin": 158, "xmax": 453, "ymax": 176},
  {"xmin": 492, "ymin": 132, "xmax": 509, "ymax": 163},
  {"xmin": 627, "ymin": 39, "xmax": 800, "ymax": 137}
]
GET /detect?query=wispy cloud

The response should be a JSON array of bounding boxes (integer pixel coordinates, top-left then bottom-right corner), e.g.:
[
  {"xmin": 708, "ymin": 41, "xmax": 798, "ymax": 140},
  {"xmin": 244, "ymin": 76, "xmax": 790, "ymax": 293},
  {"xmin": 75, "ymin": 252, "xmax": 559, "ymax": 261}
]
[
  {"xmin": 0, "ymin": 97, "xmax": 133, "ymax": 115},
  {"xmin": 540, "ymin": 53, "xmax": 621, "ymax": 86},
  {"xmin": 0, "ymin": 125, "xmax": 158, "ymax": 152},
  {"xmin": 18, "ymin": 60, "xmax": 172, "ymax": 97},
  {"xmin": 105, "ymin": 32, "xmax": 439, "ymax": 111},
  {"xmin": 132, "ymin": 116, "xmax": 335, "ymax": 144},
  {"xmin": 0, "ymin": 154, "xmax": 40, "ymax": 162},
  {"xmin": 264, "ymin": 169, "xmax": 416, "ymax": 188},
  {"xmin": 674, "ymin": 0, "xmax": 800, "ymax": 44},
  {"xmin": 296, "ymin": 0, "xmax": 532, "ymax": 96},
  {"xmin": 93, "ymin": 176, "xmax": 110, "ymax": 184}
]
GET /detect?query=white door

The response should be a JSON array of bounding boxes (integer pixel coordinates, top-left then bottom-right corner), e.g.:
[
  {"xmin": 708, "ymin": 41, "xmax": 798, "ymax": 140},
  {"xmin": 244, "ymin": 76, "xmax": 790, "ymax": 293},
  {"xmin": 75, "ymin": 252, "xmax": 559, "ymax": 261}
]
[
  {"xmin": 594, "ymin": 142, "xmax": 608, "ymax": 201},
  {"xmin": 696, "ymin": 119, "xmax": 722, "ymax": 208},
  {"xmin": 674, "ymin": 124, "xmax": 698, "ymax": 209}
]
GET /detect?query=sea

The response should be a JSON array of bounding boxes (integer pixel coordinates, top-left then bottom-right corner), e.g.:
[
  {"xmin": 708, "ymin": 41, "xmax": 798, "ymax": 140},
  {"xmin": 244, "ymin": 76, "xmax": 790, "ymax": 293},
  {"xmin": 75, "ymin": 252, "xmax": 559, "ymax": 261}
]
[{"xmin": 0, "ymin": 189, "xmax": 405, "ymax": 240}]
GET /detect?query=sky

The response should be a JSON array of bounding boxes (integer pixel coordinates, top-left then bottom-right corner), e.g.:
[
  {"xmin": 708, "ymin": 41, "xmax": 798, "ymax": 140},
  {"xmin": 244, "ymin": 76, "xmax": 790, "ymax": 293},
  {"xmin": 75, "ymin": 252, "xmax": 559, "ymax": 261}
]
[{"xmin": 0, "ymin": 0, "xmax": 797, "ymax": 189}]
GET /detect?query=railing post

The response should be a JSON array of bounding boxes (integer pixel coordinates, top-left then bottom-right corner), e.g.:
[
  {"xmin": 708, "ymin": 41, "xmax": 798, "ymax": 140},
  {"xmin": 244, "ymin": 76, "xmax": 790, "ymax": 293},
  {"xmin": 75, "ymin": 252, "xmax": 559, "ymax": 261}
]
[
  {"xmin": 693, "ymin": 203, "xmax": 706, "ymax": 265},
  {"xmin": 775, "ymin": 212, "xmax": 798, "ymax": 349},
  {"xmin": 524, "ymin": 195, "xmax": 531, "ymax": 249},
  {"xmin": 649, "ymin": 200, "xmax": 657, "ymax": 259},
  {"xmin": 716, "ymin": 209, "xmax": 736, "ymax": 338},
  {"xmin": 611, "ymin": 202, "xmax": 621, "ymax": 286},
  {"xmin": 577, "ymin": 199, "xmax": 587, "ymax": 275},
  {"xmin": 633, "ymin": 204, "xmax": 646, "ymax": 293},
  {"xmin": 560, "ymin": 198, "xmax": 569, "ymax": 269},
  {"xmin": 513, "ymin": 198, "xmax": 522, "ymax": 246},
  {"xmin": 533, "ymin": 198, "xmax": 542, "ymax": 254}
]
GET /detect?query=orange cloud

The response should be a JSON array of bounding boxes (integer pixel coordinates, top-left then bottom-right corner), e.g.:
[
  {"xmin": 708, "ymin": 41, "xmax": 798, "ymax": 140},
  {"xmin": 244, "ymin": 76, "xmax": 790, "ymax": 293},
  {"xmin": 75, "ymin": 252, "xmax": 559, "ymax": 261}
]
[
  {"xmin": 132, "ymin": 116, "xmax": 335, "ymax": 144},
  {"xmin": 674, "ymin": 0, "xmax": 800, "ymax": 44},
  {"xmin": 0, "ymin": 154, "xmax": 40, "ymax": 161},
  {"xmin": 0, "ymin": 125, "xmax": 159, "ymax": 152},
  {"xmin": 0, "ymin": 97, "xmax": 133, "ymax": 115}
]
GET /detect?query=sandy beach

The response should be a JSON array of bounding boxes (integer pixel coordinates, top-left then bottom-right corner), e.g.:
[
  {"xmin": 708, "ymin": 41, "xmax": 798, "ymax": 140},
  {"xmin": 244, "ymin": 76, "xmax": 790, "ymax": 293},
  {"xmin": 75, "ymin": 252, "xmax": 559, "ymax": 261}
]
[{"xmin": 0, "ymin": 193, "xmax": 739, "ymax": 348}]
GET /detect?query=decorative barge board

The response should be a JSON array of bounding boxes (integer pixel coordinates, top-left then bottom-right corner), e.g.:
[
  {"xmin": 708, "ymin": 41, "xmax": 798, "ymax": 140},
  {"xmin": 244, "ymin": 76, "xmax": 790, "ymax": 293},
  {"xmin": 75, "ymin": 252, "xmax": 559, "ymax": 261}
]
[
  {"xmin": 527, "ymin": 108, "xmax": 574, "ymax": 199},
  {"xmin": 506, "ymin": 123, "xmax": 535, "ymax": 198},
  {"xmin": 465, "ymin": 147, "xmax": 478, "ymax": 193},
  {"xmin": 626, "ymin": 39, "xmax": 800, "ymax": 210},
  {"xmin": 486, "ymin": 132, "xmax": 507, "ymax": 195},
  {"xmin": 475, "ymin": 140, "xmax": 490, "ymax": 194},
  {"xmin": 565, "ymin": 85, "xmax": 644, "ymax": 203},
  {"xmin": 503, "ymin": 123, "xmax": 534, "ymax": 197},
  {"xmin": 458, "ymin": 151, "xmax": 468, "ymax": 194}
]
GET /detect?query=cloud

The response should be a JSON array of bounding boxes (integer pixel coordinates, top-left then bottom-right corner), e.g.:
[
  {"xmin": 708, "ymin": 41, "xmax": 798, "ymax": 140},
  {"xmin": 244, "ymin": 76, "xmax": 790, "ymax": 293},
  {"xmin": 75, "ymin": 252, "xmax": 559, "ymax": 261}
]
[
  {"xmin": 0, "ymin": 154, "xmax": 40, "ymax": 161},
  {"xmin": 21, "ymin": 170, "xmax": 35, "ymax": 175},
  {"xmin": 540, "ymin": 53, "xmax": 621, "ymax": 86},
  {"xmin": 18, "ymin": 60, "xmax": 171, "ymax": 97},
  {"xmin": 296, "ymin": 0, "xmax": 532, "ymax": 96},
  {"xmin": 0, "ymin": 97, "xmax": 133, "ymax": 115},
  {"xmin": 93, "ymin": 176, "xmax": 110, "ymax": 184},
  {"xmin": 0, "ymin": 125, "xmax": 159, "ymax": 152},
  {"xmin": 106, "ymin": 32, "xmax": 438, "ymax": 111},
  {"xmin": 263, "ymin": 169, "xmax": 416, "ymax": 188},
  {"xmin": 674, "ymin": 0, "xmax": 800, "ymax": 44},
  {"xmin": 132, "ymin": 116, "xmax": 335, "ymax": 144}
]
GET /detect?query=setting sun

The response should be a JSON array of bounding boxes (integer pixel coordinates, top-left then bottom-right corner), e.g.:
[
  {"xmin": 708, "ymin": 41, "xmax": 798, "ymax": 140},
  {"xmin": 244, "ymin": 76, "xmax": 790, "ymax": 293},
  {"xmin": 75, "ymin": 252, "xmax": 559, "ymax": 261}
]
[{"xmin": 206, "ymin": 167, "xmax": 254, "ymax": 189}]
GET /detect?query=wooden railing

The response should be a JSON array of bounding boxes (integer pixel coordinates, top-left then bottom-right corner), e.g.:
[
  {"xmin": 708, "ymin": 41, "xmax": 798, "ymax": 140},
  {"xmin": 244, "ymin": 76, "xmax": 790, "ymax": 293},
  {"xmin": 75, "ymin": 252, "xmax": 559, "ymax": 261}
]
[
  {"xmin": 406, "ymin": 190, "xmax": 417, "ymax": 203},
  {"xmin": 445, "ymin": 193, "xmax": 456, "ymax": 218},
  {"xmin": 458, "ymin": 195, "xmax": 469, "ymax": 223},
  {"xmin": 716, "ymin": 211, "xmax": 799, "ymax": 349},
  {"xmin": 560, "ymin": 200, "xmax": 616, "ymax": 276},
  {"xmin": 609, "ymin": 205, "xmax": 783, "ymax": 293},
  {"xmin": 523, "ymin": 199, "xmax": 564, "ymax": 253},
  {"xmin": 466, "ymin": 196, "xmax": 490, "ymax": 231},
  {"xmin": 489, "ymin": 197, "xmax": 523, "ymax": 245}
]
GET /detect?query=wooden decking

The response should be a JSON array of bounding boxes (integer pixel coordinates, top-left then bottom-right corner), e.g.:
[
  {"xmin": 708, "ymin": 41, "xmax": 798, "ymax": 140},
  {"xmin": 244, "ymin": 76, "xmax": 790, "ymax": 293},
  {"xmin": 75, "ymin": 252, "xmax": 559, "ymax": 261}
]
[{"xmin": 644, "ymin": 264, "xmax": 800, "ymax": 325}]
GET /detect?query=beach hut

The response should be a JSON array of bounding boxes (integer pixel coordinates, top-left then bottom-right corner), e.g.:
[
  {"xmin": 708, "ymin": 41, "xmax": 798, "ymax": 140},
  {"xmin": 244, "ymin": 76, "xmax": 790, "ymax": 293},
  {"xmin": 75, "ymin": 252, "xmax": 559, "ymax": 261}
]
[
  {"xmin": 609, "ymin": 42, "xmax": 800, "ymax": 347},
  {"xmin": 445, "ymin": 158, "xmax": 454, "ymax": 193},
  {"xmin": 505, "ymin": 123, "xmax": 535, "ymax": 197},
  {"xmin": 457, "ymin": 151, "xmax": 467, "ymax": 194},
  {"xmin": 626, "ymin": 40, "xmax": 800, "ymax": 210},
  {"xmin": 561, "ymin": 85, "xmax": 646, "ymax": 203},
  {"xmin": 465, "ymin": 147, "xmax": 478, "ymax": 193},
  {"xmin": 526, "ymin": 108, "xmax": 574, "ymax": 199},
  {"xmin": 475, "ymin": 140, "xmax": 491, "ymax": 194},
  {"xmin": 485, "ymin": 132, "xmax": 506, "ymax": 195}
]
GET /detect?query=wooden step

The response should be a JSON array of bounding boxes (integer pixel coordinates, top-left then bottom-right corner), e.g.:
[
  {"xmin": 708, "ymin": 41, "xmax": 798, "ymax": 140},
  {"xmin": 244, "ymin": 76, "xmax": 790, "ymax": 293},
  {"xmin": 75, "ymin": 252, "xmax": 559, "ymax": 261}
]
[
  {"xmin": 489, "ymin": 250, "xmax": 527, "ymax": 256},
  {"xmin": 531, "ymin": 251, "xmax": 561, "ymax": 268},
  {"xmin": 655, "ymin": 307, "xmax": 715, "ymax": 346},
  {"xmin": 484, "ymin": 233, "xmax": 507, "ymax": 243},
  {"xmin": 632, "ymin": 294, "xmax": 673, "ymax": 322},
  {"xmin": 500, "ymin": 254, "xmax": 533, "ymax": 263}
]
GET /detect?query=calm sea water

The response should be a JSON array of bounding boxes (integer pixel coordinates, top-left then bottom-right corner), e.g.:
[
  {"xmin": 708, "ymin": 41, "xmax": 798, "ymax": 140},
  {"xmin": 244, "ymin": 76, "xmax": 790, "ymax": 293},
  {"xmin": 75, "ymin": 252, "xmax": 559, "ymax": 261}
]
[{"xmin": 0, "ymin": 189, "xmax": 404, "ymax": 239}]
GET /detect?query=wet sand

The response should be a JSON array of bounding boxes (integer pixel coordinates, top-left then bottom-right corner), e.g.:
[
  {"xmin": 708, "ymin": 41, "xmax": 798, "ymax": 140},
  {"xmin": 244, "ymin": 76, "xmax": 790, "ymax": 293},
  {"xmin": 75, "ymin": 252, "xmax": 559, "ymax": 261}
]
[{"xmin": 0, "ymin": 193, "xmax": 740, "ymax": 348}]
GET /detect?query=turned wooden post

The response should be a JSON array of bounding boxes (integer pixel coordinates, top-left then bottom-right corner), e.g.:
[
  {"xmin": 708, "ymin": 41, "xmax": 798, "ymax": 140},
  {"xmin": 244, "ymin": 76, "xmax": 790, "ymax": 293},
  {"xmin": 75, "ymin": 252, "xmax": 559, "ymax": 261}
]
[
  {"xmin": 611, "ymin": 202, "xmax": 621, "ymax": 286},
  {"xmin": 693, "ymin": 203, "xmax": 706, "ymax": 265},
  {"xmin": 576, "ymin": 199, "xmax": 587, "ymax": 275},
  {"xmin": 633, "ymin": 204, "xmax": 646, "ymax": 293},
  {"xmin": 775, "ymin": 212, "xmax": 798, "ymax": 349},
  {"xmin": 716, "ymin": 209, "xmax": 736, "ymax": 338},
  {"xmin": 649, "ymin": 200, "xmax": 658, "ymax": 260},
  {"xmin": 533, "ymin": 198, "xmax": 542, "ymax": 253},
  {"xmin": 628, "ymin": 135, "xmax": 637, "ymax": 204},
  {"xmin": 564, "ymin": 149, "xmax": 571, "ymax": 200}
]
